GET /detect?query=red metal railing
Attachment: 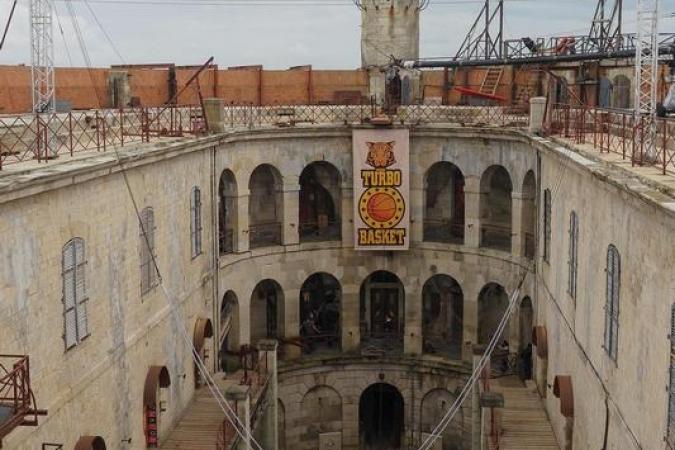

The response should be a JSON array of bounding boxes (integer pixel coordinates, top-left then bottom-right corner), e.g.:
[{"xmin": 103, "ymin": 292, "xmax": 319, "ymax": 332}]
[
  {"xmin": 546, "ymin": 104, "xmax": 675, "ymax": 176},
  {"xmin": 0, "ymin": 355, "xmax": 43, "ymax": 446},
  {"xmin": 0, "ymin": 105, "xmax": 206, "ymax": 170}
]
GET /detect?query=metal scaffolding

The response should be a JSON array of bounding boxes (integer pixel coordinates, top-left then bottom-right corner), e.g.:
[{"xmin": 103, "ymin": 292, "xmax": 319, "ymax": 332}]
[
  {"xmin": 634, "ymin": 0, "xmax": 660, "ymax": 161},
  {"xmin": 30, "ymin": 0, "xmax": 55, "ymax": 114}
]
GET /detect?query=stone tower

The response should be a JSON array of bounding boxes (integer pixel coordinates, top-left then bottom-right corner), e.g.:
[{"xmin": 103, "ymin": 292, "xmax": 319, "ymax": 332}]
[{"xmin": 359, "ymin": 0, "xmax": 422, "ymax": 104}]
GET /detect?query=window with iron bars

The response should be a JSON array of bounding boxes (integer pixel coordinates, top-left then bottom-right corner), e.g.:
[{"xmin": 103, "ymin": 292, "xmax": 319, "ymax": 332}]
[
  {"xmin": 567, "ymin": 211, "xmax": 579, "ymax": 302},
  {"xmin": 543, "ymin": 189, "xmax": 552, "ymax": 263},
  {"xmin": 62, "ymin": 238, "xmax": 89, "ymax": 350},
  {"xmin": 604, "ymin": 244, "xmax": 620, "ymax": 362},
  {"xmin": 140, "ymin": 207, "xmax": 158, "ymax": 295},
  {"xmin": 191, "ymin": 187, "xmax": 203, "ymax": 258}
]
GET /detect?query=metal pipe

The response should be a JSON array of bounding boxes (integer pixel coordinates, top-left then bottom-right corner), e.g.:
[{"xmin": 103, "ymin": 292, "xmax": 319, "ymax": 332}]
[{"xmin": 410, "ymin": 45, "xmax": 674, "ymax": 68}]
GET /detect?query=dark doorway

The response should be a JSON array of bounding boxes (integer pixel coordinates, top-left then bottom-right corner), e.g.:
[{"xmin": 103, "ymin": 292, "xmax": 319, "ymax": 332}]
[
  {"xmin": 360, "ymin": 271, "xmax": 405, "ymax": 353},
  {"xmin": 359, "ymin": 383, "xmax": 404, "ymax": 450},
  {"xmin": 299, "ymin": 273, "xmax": 342, "ymax": 354}
]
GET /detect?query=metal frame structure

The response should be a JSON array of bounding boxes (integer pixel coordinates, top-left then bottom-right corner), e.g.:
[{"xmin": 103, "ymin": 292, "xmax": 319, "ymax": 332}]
[
  {"xmin": 588, "ymin": 0, "xmax": 623, "ymax": 52},
  {"xmin": 30, "ymin": 0, "xmax": 55, "ymax": 114},
  {"xmin": 455, "ymin": 0, "xmax": 504, "ymax": 61},
  {"xmin": 634, "ymin": 0, "xmax": 660, "ymax": 161}
]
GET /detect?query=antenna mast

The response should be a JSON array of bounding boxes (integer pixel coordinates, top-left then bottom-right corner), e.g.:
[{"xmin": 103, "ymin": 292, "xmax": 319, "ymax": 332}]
[
  {"xmin": 634, "ymin": 0, "xmax": 659, "ymax": 161},
  {"xmin": 30, "ymin": 0, "xmax": 55, "ymax": 114}
]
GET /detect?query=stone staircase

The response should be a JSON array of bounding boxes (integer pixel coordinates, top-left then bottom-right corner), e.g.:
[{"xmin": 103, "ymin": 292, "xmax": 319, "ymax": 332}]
[{"xmin": 489, "ymin": 377, "xmax": 560, "ymax": 450}]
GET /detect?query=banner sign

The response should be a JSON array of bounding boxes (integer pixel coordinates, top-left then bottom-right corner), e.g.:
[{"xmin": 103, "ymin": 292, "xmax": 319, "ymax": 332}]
[{"xmin": 353, "ymin": 129, "xmax": 410, "ymax": 251}]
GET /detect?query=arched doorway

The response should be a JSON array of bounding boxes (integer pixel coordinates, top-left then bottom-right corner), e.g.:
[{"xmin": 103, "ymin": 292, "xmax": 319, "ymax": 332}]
[
  {"xmin": 249, "ymin": 164, "xmax": 283, "ymax": 248},
  {"xmin": 519, "ymin": 297, "xmax": 534, "ymax": 380},
  {"xmin": 251, "ymin": 280, "xmax": 284, "ymax": 343},
  {"xmin": 219, "ymin": 291, "xmax": 239, "ymax": 372},
  {"xmin": 480, "ymin": 165, "xmax": 513, "ymax": 251},
  {"xmin": 218, "ymin": 170, "xmax": 237, "ymax": 254},
  {"xmin": 359, "ymin": 383, "xmax": 404, "ymax": 450},
  {"xmin": 612, "ymin": 75, "xmax": 631, "ymax": 109},
  {"xmin": 422, "ymin": 275, "xmax": 463, "ymax": 359},
  {"xmin": 521, "ymin": 170, "xmax": 536, "ymax": 259},
  {"xmin": 299, "ymin": 273, "xmax": 341, "ymax": 354},
  {"xmin": 360, "ymin": 271, "xmax": 405, "ymax": 353},
  {"xmin": 193, "ymin": 318, "xmax": 214, "ymax": 388},
  {"xmin": 420, "ymin": 389, "xmax": 462, "ymax": 450},
  {"xmin": 478, "ymin": 283, "xmax": 509, "ymax": 345},
  {"xmin": 424, "ymin": 162, "xmax": 465, "ymax": 245},
  {"xmin": 299, "ymin": 162, "xmax": 341, "ymax": 242},
  {"xmin": 598, "ymin": 77, "xmax": 612, "ymax": 108}
]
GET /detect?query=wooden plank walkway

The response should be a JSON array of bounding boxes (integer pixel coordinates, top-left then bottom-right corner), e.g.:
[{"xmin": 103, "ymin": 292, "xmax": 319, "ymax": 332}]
[
  {"xmin": 160, "ymin": 374, "xmax": 239, "ymax": 450},
  {"xmin": 490, "ymin": 377, "xmax": 560, "ymax": 450}
]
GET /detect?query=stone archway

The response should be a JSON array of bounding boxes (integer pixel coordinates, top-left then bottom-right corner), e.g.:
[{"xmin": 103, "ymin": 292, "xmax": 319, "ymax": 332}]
[
  {"xmin": 360, "ymin": 271, "xmax": 405, "ymax": 353},
  {"xmin": 359, "ymin": 383, "xmax": 404, "ymax": 450}
]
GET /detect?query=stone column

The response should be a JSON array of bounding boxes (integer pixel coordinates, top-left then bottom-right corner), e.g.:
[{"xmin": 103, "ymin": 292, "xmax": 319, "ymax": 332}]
[
  {"xmin": 511, "ymin": 192, "xmax": 524, "ymax": 257},
  {"xmin": 282, "ymin": 184, "xmax": 300, "ymax": 246},
  {"xmin": 463, "ymin": 296, "xmax": 478, "ymax": 362},
  {"xmin": 464, "ymin": 175, "xmax": 482, "ymax": 248},
  {"xmin": 341, "ymin": 286, "xmax": 361, "ymax": 353},
  {"xmin": 283, "ymin": 288, "xmax": 300, "ymax": 342},
  {"xmin": 236, "ymin": 191, "xmax": 250, "ymax": 253},
  {"xmin": 204, "ymin": 98, "xmax": 225, "ymax": 133},
  {"xmin": 341, "ymin": 186, "xmax": 354, "ymax": 248},
  {"xmin": 404, "ymin": 285, "xmax": 423, "ymax": 356},
  {"xmin": 257, "ymin": 340, "xmax": 279, "ymax": 450},
  {"xmin": 226, "ymin": 385, "xmax": 252, "ymax": 450},
  {"xmin": 410, "ymin": 178, "xmax": 425, "ymax": 243},
  {"xmin": 529, "ymin": 97, "xmax": 547, "ymax": 134}
]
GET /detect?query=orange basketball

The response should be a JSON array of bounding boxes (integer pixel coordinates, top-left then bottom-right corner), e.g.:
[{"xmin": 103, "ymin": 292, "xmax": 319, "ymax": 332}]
[{"xmin": 367, "ymin": 193, "xmax": 397, "ymax": 223}]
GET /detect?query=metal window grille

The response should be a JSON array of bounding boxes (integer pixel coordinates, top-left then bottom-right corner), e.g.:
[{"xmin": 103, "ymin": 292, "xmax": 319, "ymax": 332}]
[
  {"xmin": 140, "ymin": 207, "xmax": 157, "ymax": 295},
  {"xmin": 567, "ymin": 211, "xmax": 579, "ymax": 301},
  {"xmin": 604, "ymin": 244, "xmax": 621, "ymax": 361},
  {"xmin": 543, "ymin": 189, "xmax": 552, "ymax": 262},
  {"xmin": 62, "ymin": 238, "xmax": 89, "ymax": 350},
  {"xmin": 191, "ymin": 187, "xmax": 203, "ymax": 258}
]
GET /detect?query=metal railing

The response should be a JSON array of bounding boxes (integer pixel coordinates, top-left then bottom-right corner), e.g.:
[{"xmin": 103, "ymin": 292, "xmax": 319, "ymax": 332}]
[
  {"xmin": 546, "ymin": 104, "xmax": 675, "ymax": 176},
  {"xmin": 249, "ymin": 222, "xmax": 283, "ymax": 249},
  {"xmin": 299, "ymin": 219, "xmax": 341, "ymax": 243},
  {"xmin": 0, "ymin": 105, "xmax": 206, "ymax": 170},
  {"xmin": 480, "ymin": 224, "xmax": 512, "ymax": 252},
  {"xmin": 0, "ymin": 356, "xmax": 41, "ymax": 445},
  {"xmin": 423, "ymin": 219, "xmax": 465, "ymax": 245}
]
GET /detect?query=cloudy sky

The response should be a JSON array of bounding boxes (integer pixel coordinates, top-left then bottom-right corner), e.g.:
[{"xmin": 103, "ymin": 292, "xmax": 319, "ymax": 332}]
[{"xmin": 1, "ymin": 0, "xmax": 674, "ymax": 69}]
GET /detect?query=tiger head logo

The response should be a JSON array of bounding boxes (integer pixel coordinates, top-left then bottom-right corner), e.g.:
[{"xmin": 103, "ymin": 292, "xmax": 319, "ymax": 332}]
[{"xmin": 366, "ymin": 141, "xmax": 396, "ymax": 169}]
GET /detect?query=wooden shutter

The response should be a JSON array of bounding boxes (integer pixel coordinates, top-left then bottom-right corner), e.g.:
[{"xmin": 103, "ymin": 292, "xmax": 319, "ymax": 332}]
[{"xmin": 74, "ymin": 239, "xmax": 89, "ymax": 339}]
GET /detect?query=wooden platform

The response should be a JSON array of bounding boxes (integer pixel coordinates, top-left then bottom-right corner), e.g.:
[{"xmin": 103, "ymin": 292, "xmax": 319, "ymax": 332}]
[{"xmin": 490, "ymin": 377, "xmax": 560, "ymax": 450}]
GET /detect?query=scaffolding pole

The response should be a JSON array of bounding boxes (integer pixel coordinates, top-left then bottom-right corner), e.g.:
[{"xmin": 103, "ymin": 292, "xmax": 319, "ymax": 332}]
[{"xmin": 634, "ymin": 0, "xmax": 659, "ymax": 161}]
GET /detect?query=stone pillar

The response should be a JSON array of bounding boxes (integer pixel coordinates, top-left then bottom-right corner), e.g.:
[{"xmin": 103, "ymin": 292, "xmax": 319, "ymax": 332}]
[
  {"xmin": 341, "ymin": 186, "xmax": 354, "ymax": 248},
  {"xmin": 464, "ymin": 176, "xmax": 482, "ymax": 248},
  {"xmin": 511, "ymin": 192, "xmax": 524, "ymax": 257},
  {"xmin": 529, "ymin": 97, "xmax": 547, "ymax": 134},
  {"xmin": 480, "ymin": 392, "xmax": 504, "ymax": 450},
  {"xmin": 236, "ymin": 191, "xmax": 250, "ymax": 253},
  {"xmin": 341, "ymin": 286, "xmax": 361, "ymax": 353},
  {"xmin": 405, "ymin": 286, "xmax": 423, "ymax": 355},
  {"xmin": 463, "ymin": 294, "xmax": 478, "ymax": 362},
  {"xmin": 226, "ymin": 385, "xmax": 252, "ymax": 450},
  {"xmin": 282, "ymin": 184, "xmax": 300, "ymax": 246},
  {"xmin": 204, "ymin": 98, "xmax": 225, "ymax": 133},
  {"xmin": 257, "ymin": 340, "xmax": 279, "ymax": 450},
  {"xmin": 410, "ymin": 178, "xmax": 425, "ymax": 243},
  {"xmin": 283, "ymin": 288, "xmax": 300, "ymax": 341}
]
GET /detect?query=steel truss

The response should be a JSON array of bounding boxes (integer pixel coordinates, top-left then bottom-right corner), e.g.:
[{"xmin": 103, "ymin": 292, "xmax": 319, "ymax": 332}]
[{"xmin": 634, "ymin": 0, "xmax": 660, "ymax": 161}]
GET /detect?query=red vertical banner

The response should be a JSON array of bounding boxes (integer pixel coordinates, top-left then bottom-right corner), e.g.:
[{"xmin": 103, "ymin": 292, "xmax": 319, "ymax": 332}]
[{"xmin": 353, "ymin": 129, "xmax": 410, "ymax": 251}]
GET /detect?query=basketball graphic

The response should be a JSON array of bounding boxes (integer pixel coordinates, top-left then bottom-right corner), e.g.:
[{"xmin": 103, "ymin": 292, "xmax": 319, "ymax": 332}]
[
  {"xmin": 359, "ymin": 187, "xmax": 405, "ymax": 229},
  {"xmin": 367, "ymin": 192, "xmax": 397, "ymax": 223}
]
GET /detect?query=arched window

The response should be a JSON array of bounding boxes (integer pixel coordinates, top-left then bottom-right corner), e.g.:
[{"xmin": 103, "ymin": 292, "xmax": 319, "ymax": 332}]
[
  {"xmin": 567, "ymin": 211, "xmax": 579, "ymax": 301},
  {"xmin": 424, "ymin": 162, "xmax": 465, "ymax": 245},
  {"xmin": 249, "ymin": 165, "xmax": 283, "ymax": 249},
  {"xmin": 190, "ymin": 187, "xmax": 202, "ymax": 258},
  {"xmin": 479, "ymin": 165, "xmax": 513, "ymax": 252},
  {"xmin": 219, "ymin": 170, "xmax": 237, "ymax": 254},
  {"xmin": 422, "ymin": 275, "xmax": 463, "ymax": 359},
  {"xmin": 521, "ymin": 171, "xmax": 536, "ymax": 258},
  {"xmin": 667, "ymin": 304, "xmax": 675, "ymax": 448},
  {"xmin": 140, "ymin": 207, "xmax": 157, "ymax": 295},
  {"xmin": 299, "ymin": 273, "xmax": 341, "ymax": 354},
  {"xmin": 604, "ymin": 245, "xmax": 620, "ymax": 361},
  {"xmin": 62, "ymin": 238, "xmax": 89, "ymax": 350},
  {"xmin": 299, "ymin": 162, "xmax": 341, "ymax": 242},
  {"xmin": 543, "ymin": 189, "xmax": 552, "ymax": 262}
]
